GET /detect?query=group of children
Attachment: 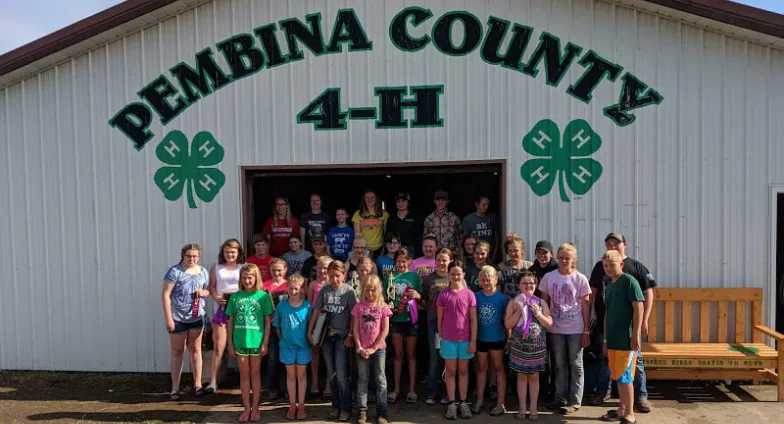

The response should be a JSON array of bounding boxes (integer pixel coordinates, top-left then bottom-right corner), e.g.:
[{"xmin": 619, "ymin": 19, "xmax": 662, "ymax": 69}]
[{"xmin": 163, "ymin": 227, "xmax": 647, "ymax": 424}]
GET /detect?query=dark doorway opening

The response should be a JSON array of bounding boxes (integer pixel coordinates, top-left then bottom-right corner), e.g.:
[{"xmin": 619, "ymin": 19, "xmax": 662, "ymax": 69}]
[
  {"xmin": 242, "ymin": 161, "xmax": 505, "ymax": 252},
  {"xmin": 777, "ymin": 194, "xmax": 784, "ymax": 333}
]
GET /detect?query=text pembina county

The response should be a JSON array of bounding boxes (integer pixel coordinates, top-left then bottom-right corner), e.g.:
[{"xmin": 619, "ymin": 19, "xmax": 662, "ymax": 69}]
[{"xmin": 109, "ymin": 7, "xmax": 663, "ymax": 151}]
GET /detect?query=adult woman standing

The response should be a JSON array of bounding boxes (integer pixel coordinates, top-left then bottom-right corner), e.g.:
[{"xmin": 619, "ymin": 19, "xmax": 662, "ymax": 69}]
[
  {"xmin": 162, "ymin": 243, "xmax": 211, "ymax": 400},
  {"xmin": 264, "ymin": 197, "xmax": 300, "ymax": 258},
  {"xmin": 206, "ymin": 239, "xmax": 245, "ymax": 394},
  {"xmin": 352, "ymin": 189, "xmax": 389, "ymax": 259}
]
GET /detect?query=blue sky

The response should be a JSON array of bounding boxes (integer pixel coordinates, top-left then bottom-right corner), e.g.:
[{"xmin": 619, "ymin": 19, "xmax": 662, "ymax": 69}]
[{"xmin": 0, "ymin": 0, "xmax": 782, "ymax": 54}]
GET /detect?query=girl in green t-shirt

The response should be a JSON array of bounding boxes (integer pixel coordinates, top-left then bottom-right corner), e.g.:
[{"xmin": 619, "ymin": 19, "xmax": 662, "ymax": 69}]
[
  {"xmin": 386, "ymin": 249, "xmax": 423, "ymax": 404},
  {"xmin": 227, "ymin": 263, "xmax": 274, "ymax": 423}
]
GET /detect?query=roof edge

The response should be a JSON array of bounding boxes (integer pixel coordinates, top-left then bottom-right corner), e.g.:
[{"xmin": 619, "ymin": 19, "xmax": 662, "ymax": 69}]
[
  {"xmin": 1, "ymin": 0, "xmax": 783, "ymax": 79},
  {"xmin": 0, "ymin": 0, "xmax": 181, "ymax": 76},
  {"xmin": 643, "ymin": 0, "xmax": 784, "ymax": 39}
]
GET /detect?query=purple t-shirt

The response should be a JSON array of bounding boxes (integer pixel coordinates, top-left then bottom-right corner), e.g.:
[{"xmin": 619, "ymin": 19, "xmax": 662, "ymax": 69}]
[
  {"xmin": 351, "ymin": 301, "xmax": 393, "ymax": 349},
  {"xmin": 538, "ymin": 270, "xmax": 591, "ymax": 335},
  {"xmin": 437, "ymin": 287, "xmax": 476, "ymax": 342},
  {"xmin": 410, "ymin": 257, "xmax": 436, "ymax": 278}
]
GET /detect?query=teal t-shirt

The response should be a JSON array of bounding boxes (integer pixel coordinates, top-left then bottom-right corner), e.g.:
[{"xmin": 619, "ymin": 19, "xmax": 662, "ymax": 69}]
[
  {"xmin": 385, "ymin": 271, "xmax": 422, "ymax": 323},
  {"xmin": 604, "ymin": 273, "xmax": 645, "ymax": 350},
  {"xmin": 226, "ymin": 290, "xmax": 274, "ymax": 349},
  {"xmin": 273, "ymin": 300, "xmax": 313, "ymax": 349}
]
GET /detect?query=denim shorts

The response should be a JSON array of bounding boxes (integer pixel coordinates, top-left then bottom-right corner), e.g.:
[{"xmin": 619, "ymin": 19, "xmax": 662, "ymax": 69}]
[
  {"xmin": 169, "ymin": 319, "xmax": 203, "ymax": 334},
  {"xmin": 440, "ymin": 340, "xmax": 474, "ymax": 360},
  {"xmin": 280, "ymin": 346, "xmax": 313, "ymax": 365},
  {"xmin": 390, "ymin": 321, "xmax": 418, "ymax": 337}
]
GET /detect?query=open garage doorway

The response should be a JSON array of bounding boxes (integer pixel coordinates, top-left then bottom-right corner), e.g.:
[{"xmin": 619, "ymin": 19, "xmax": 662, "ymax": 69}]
[{"xmin": 241, "ymin": 160, "xmax": 506, "ymax": 251}]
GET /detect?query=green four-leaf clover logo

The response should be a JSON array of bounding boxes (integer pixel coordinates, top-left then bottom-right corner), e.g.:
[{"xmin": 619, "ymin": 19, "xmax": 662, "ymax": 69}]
[
  {"xmin": 154, "ymin": 131, "xmax": 226, "ymax": 209},
  {"xmin": 520, "ymin": 119, "xmax": 603, "ymax": 202}
]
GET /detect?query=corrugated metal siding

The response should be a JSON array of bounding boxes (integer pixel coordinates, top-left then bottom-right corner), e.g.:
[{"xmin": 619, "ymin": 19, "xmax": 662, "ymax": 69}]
[{"xmin": 1, "ymin": 0, "xmax": 783, "ymax": 372}]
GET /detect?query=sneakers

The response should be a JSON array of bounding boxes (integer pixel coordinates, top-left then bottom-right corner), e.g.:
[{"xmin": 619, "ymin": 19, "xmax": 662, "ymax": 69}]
[
  {"xmin": 327, "ymin": 409, "xmax": 340, "ymax": 420},
  {"xmin": 458, "ymin": 402, "xmax": 473, "ymax": 419},
  {"xmin": 440, "ymin": 396, "xmax": 451, "ymax": 405},
  {"xmin": 560, "ymin": 405, "xmax": 580, "ymax": 415},
  {"xmin": 338, "ymin": 411, "xmax": 351, "ymax": 421},
  {"xmin": 445, "ymin": 403, "xmax": 458, "ymax": 420},
  {"xmin": 424, "ymin": 396, "xmax": 436, "ymax": 405},
  {"xmin": 636, "ymin": 398, "xmax": 652, "ymax": 413}
]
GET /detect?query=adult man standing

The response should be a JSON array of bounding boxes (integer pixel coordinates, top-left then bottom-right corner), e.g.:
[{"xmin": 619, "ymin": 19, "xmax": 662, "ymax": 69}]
[
  {"xmin": 386, "ymin": 192, "xmax": 422, "ymax": 257},
  {"xmin": 423, "ymin": 189, "xmax": 460, "ymax": 251},
  {"xmin": 600, "ymin": 250, "xmax": 644, "ymax": 424},
  {"xmin": 461, "ymin": 195, "xmax": 500, "ymax": 262},
  {"xmin": 588, "ymin": 232, "xmax": 656, "ymax": 413}
]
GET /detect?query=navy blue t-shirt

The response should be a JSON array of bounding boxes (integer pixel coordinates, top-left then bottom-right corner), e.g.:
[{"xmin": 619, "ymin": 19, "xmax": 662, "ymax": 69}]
[
  {"xmin": 327, "ymin": 225, "xmax": 354, "ymax": 261},
  {"xmin": 476, "ymin": 290, "xmax": 508, "ymax": 342}
]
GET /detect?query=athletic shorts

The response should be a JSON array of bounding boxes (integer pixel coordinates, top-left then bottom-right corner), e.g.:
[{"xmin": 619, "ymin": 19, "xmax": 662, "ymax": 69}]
[
  {"xmin": 440, "ymin": 340, "xmax": 474, "ymax": 360},
  {"xmin": 477, "ymin": 340, "xmax": 506, "ymax": 352},
  {"xmin": 169, "ymin": 319, "xmax": 203, "ymax": 334},
  {"xmin": 390, "ymin": 321, "xmax": 418, "ymax": 337},
  {"xmin": 608, "ymin": 349, "xmax": 638, "ymax": 384},
  {"xmin": 280, "ymin": 346, "xmax": 312, "ymax": 365},
  {"xmin": 235, "ymin": 347, "xmax": 260, "ymax": 356}
]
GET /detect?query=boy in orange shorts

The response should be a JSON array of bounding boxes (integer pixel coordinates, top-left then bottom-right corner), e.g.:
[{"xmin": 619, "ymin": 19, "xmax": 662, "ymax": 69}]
[{"xmin": 601, "ymin": 250, "xmax": 644, "ymax": 424}]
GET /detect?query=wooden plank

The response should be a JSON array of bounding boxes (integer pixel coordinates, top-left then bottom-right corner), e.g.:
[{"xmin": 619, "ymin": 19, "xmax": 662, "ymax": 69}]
[
  {"xmin": 682, "ymin": 301, "xmax": 692, "ymax": 342},
  {"xmin": 735, "ymin": 301, "xmax": 746, "ymax": 343},
  {"xmin": 655, "ymin": 288, "xmax": 762, "ymax": 302},
  {"xmin": 778, "ymin": 341, "xmax": 784, "ymax": 402},
  {"xmin": 700, "ymin": 301, "xmax": 711, "ymax": 342},
  {"xmin": 646, "ymin": 369, "xmax": 767, "ymax": 381},
  {"xmin": 718, "ymin": 301, "xmax": 728, "ymax": 343},
  {"xmin": 752, "ymin": 301, "xmax": 763, "ymax": 343},
  {"xmin": 648, "ymin": 301, "xmax": 658, "ymax": 342},
  {"xmin": 664, "ymin": 301, "xmax": 675, "ymax": 342}
]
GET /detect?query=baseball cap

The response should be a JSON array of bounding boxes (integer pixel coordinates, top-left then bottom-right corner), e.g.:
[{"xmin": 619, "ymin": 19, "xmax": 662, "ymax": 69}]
[
  {"xmin": 395, "ymin": 192, "xmax": 410, "ymax": 201},
  {"xmin": 535, "ymin": 240, "xmax": 554, "ymax": 254},
  {"xmin": 605, "ymin": 232, "xmax": 626, "ymax": 243},
  {"xmin": 311, "ymin": 233, "xmax": 326, "ymax": 243},
  {"xmin": 434, "ymin": 189, "xmax": 449, "ymax": 200}
]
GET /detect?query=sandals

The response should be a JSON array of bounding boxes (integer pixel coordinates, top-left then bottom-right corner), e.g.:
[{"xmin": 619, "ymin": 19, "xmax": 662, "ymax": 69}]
[
  {"xmin": 286, "ymin": 405, "xmax": 297, "ymax": 420},
  {"xmin": 490, "ymin": 405, "xmax": 506, "ymax": 416},
  {"xmin": 238, "ymin": 410, "xmax": 251, "ymax": 423},
  {"xmin": 601, "ymin": 409, "xmax": 621, "ymax": 422},
  {"xmin": 470, "ymin": 402, "xmax": 483, "ymax": 414},
  {"xmin": 529, "ymin": 413, "xmax": 539, "ymax": 421},
  {"xmin": 620, "ymin": 419, "xmax": 636, "ymax": 424},
  {"xmin": 296, "ymin": 405, "xmax": 307, "ymax": 420},
  {"xmin": 204, "ymin": 383, "xmax": 217, "ymax": 394},
  {"xmin": 388, "ymin": 392, "xmax": 398, "ymax": 403},
  {"xmin": 167, "ymin": 391, "xmax": 181, "ymax": 401},
  {"xmin": 406, "ymin": 392, "xmax": 418, "ymax": 403},
  {"xmin": 514, "ymin": 412, "xmax": 526, "ymax": 421},
  {"xmin": 193, "ymin": 387, "xmax": 205, "ymax": 397},
  {"xmin": 250, "ymin": 410, "xmax": 261, "ymax": 422}
]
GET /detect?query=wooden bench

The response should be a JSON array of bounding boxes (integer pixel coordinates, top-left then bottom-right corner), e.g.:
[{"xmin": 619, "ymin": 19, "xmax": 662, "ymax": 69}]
[{"xmin": 642, "ymin": 288, "xmax": 784, "ymax": 401}]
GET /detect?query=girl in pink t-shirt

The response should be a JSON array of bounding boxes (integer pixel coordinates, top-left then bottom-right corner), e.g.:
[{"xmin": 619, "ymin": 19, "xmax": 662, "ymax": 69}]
[
  {"xmin": 410, "ymin": 234, "xmax": 438, "ymax": 277},
  {"xmin": 436, "ymin": 260, "xmax": 477, "ymax": 420},
  {"xmin": 307, "ymin": 256, "xmax": 333, "ymax": 397},
  {"xmin": 351, "ymin": 275, "xmax": 392, "ymax": 422},
  {"xmin": 263, "ymin": 258, "xmax": 289, "ymax": 399}
]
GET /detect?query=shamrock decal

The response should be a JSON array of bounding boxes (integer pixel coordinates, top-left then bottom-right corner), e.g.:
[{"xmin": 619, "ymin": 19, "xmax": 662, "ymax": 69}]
[
  {"xmin": 520, "ymin": 119, "xmax": 603, "ymax": 202},
  {"xmin": 154, "ymin": 130, "xmax": 226, "ymax": 209}
]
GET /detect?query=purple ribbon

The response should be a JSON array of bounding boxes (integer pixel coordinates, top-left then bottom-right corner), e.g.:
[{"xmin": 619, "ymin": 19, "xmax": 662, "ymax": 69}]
[{"xmin": 516, "ymin": 294, "xmax": 541, "ymax": 335}]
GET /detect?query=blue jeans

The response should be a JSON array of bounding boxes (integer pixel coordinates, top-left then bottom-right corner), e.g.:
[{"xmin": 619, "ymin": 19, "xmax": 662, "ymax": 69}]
[
  {"xmin": 549, "ymin": 333, "xmax": 584, "ymax": 406},
  {"xmin": 357, "ymin": 349, "xmax": 388, "ymax": 417},
  {"xmin": 267, "ymin": 332, "xmax": 282, "ymax": 394},
  {"xmin": 635, "ymin": 351, "xmax": 648, "ymax": 400},
  {"xmin": 427, "ymin": 319, "xmax": 444, "ymax": 397},
  {"xmin": 322, "ymin": 334, "xmax": 351, "ymax": 412},
  {"xmin": 584, "ymin": 352, "xmax": 611, "ymax": 398}
]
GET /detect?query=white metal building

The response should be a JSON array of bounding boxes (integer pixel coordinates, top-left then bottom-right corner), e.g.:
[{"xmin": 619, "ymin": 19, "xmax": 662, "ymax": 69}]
[{"xmin": 1, "ymin": 0, "xmax": 784, "ymax": 372}]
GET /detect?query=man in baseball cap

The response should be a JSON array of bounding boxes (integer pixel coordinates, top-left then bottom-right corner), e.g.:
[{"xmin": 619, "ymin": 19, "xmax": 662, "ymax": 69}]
[
  {"xmin": 424, "ymin": 189, "xmax": 460, "ymax": 251},
  {"xmin": 587, "ymin": 232, "xmax": 657, "ymax": 413},
  {"xmin": 386, "ymin": 192, "xmax": 421, "ymax": 257}
]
